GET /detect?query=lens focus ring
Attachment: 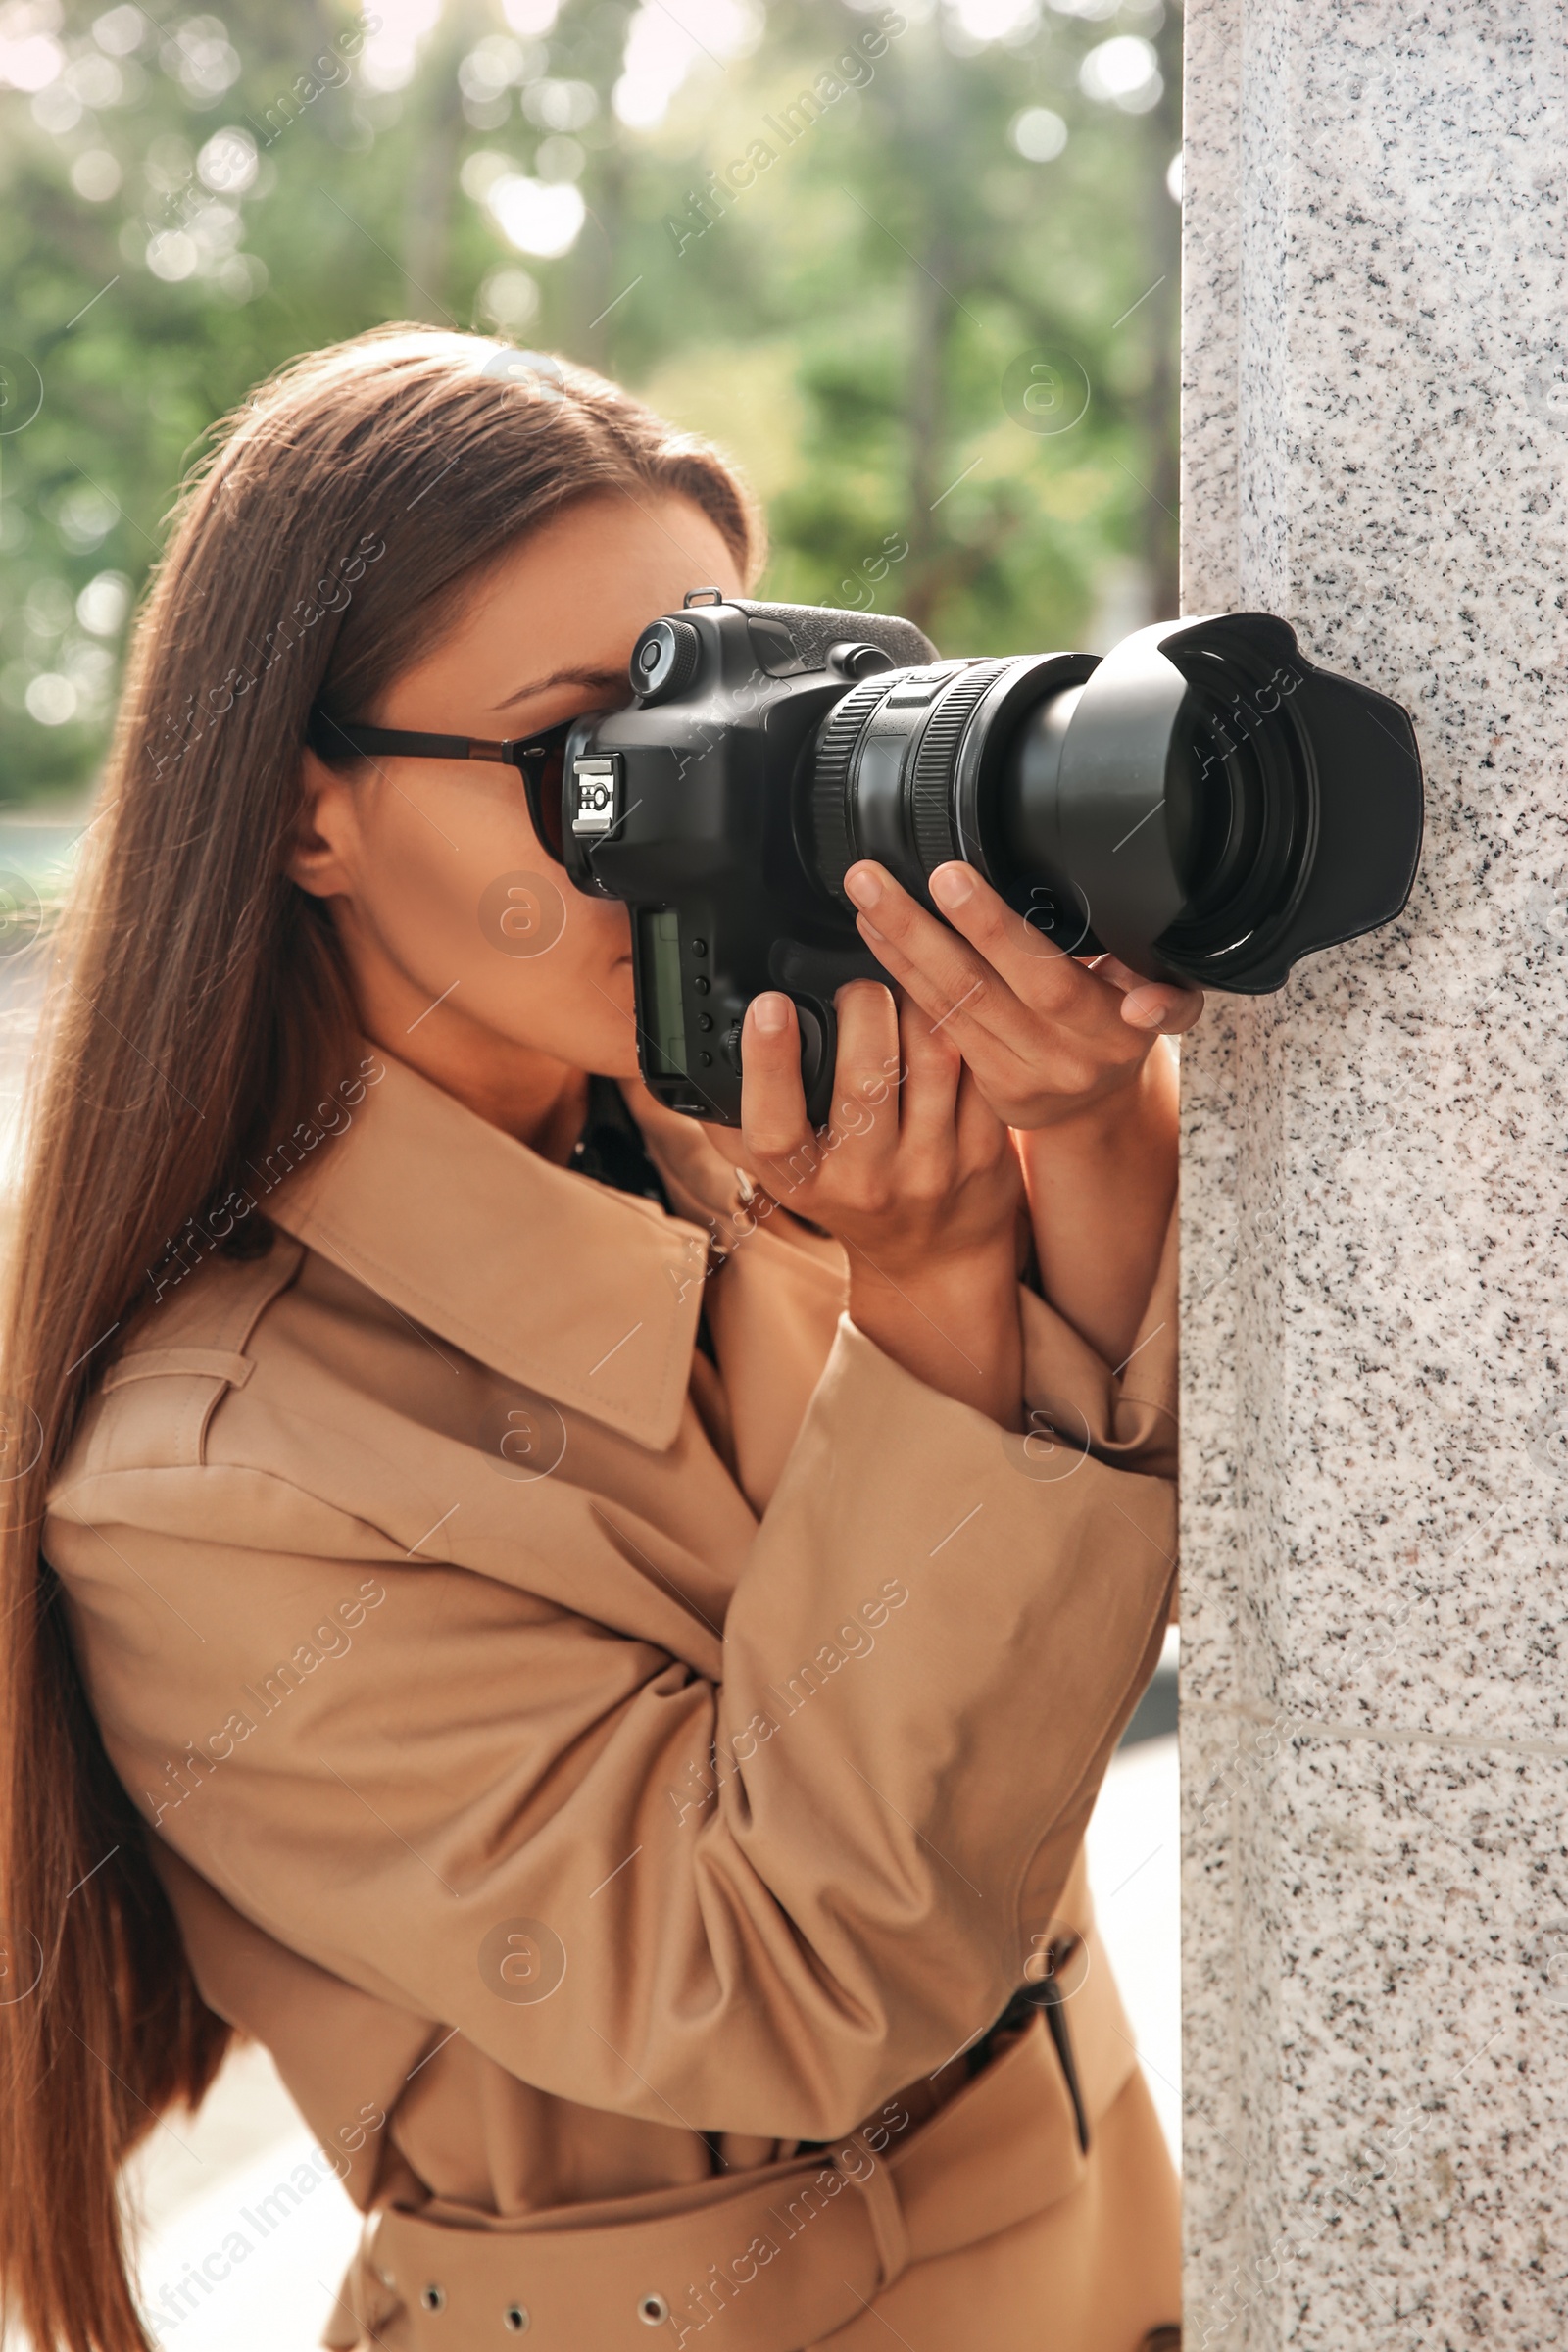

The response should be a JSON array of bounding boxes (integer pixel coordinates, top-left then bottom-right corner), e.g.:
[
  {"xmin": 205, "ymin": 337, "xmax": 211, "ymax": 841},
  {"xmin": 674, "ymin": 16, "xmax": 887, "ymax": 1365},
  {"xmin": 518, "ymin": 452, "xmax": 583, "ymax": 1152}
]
[
  {"xmin": 909, "ymin": 662, "xmax": 1009, "ymax": 872},
  {"xmin": 809, "ymin": 676, "xmax": 890, "ymax": 898}
]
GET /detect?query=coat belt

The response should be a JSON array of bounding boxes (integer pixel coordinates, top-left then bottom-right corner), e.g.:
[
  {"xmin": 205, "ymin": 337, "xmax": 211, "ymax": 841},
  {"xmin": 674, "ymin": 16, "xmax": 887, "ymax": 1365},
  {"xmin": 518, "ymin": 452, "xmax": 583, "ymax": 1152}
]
[{"xmin": 330, "ymin": 1923, "xmax": 1135, "ymax": 2352}]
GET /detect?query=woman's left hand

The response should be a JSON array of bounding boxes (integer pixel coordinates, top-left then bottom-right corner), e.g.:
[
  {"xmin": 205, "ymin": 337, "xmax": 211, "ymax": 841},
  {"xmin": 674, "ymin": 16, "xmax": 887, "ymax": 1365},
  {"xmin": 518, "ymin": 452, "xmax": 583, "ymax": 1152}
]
[{"xmin": 841, "ymin": 858, "xmax": 1203, "ymax": 1133}]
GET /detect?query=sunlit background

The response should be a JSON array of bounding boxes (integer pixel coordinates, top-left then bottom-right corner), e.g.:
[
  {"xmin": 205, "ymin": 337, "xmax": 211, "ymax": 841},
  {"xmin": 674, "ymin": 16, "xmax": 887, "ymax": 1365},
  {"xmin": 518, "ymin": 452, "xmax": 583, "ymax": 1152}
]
[
  {"xmin": 0, "ymin": 3, "xmax": 1182, "ymax": 2339},
  {"xmin": 0, "ymin": 0, "xmax": 1182, "ymax": 806}
]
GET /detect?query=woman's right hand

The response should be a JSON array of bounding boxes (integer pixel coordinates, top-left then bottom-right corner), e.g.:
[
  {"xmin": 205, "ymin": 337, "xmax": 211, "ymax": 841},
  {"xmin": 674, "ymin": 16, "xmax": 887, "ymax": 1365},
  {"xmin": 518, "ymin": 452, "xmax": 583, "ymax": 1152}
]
[{"xmin": 733, "ymin": 980, "xmax": 1025, "ymax": 1427}]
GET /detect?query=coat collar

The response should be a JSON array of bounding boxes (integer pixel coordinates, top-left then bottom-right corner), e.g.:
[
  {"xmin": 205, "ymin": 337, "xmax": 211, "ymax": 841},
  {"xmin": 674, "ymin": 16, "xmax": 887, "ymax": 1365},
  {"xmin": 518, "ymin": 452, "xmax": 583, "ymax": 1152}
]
[{"xmin": 268, "ymin": 1050, "xmax": 710, "ymax": 1451}]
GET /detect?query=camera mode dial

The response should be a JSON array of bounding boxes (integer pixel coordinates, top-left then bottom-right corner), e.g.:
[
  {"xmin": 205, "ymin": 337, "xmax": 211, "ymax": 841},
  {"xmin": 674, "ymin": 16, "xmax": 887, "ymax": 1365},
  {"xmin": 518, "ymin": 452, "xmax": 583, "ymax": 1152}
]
[{"xmin": 631, "ymin": 618, "xmax": 702, "ymax": 705}]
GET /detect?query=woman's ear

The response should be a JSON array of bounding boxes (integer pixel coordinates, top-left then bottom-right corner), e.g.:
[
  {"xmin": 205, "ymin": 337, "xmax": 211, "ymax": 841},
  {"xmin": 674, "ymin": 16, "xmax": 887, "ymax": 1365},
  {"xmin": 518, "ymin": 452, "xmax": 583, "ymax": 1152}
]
[{"xmin": 287, "ymin": 748, "xmax": 362, "ymax": 900}]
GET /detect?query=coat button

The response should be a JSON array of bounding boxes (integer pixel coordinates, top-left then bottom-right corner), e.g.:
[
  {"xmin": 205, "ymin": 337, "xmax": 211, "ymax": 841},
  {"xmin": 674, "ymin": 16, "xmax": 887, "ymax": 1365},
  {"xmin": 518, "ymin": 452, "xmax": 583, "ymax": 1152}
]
[
  {"xmin": 638, "ymin": 2293, "xmax": 671, "ymax": 2326},
  {"xmin": 420, "ymin": 2284, "xmax": 447, "ymax": 2313},
  {"xmin": 504, "ymin": 2306, "xmax": 530, "ymax": 2332}
]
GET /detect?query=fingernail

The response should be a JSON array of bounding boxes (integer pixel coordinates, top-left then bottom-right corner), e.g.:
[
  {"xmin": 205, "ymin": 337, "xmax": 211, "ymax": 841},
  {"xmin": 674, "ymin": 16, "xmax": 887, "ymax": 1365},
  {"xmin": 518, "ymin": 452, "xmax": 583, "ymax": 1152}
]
[
  {"xmin": 751, "ymin": 993, "xmax": 788, "ymax": 1036},
  {"xmin": 929, "ymin": 863, "xmax": 974, "ymax": 909},
  {"xmin": 844, "ymin": 864, "xmax": 882, "ymax": 909},
  {"xmin": 858, "ymin": 917, "xmax": 888, "ymax": 945}
]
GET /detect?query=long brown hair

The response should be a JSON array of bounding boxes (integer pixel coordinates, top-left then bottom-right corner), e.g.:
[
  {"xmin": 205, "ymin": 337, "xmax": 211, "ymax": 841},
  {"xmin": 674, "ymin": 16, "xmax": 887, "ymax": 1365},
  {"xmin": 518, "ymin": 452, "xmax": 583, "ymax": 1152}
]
[{"xmin": 0, "ymin": 325, "xmax": 759, "ymax": 2352}]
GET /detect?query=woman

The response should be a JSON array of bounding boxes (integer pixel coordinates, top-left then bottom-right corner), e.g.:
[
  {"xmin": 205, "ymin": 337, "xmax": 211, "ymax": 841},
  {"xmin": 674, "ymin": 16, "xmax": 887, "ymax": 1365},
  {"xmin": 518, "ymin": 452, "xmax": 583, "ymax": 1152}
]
[{"xmin": 0, "ymin": 327, "xmax": 1197, "ymax": 2352}]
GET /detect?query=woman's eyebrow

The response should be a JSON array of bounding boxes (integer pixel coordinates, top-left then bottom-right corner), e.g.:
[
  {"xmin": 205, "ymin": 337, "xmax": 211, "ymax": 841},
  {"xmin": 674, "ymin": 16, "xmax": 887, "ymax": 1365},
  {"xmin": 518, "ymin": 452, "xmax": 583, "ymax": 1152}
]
[{"xmin": 489, "ymin": 665, "xmax": 628, "ymax": 712}]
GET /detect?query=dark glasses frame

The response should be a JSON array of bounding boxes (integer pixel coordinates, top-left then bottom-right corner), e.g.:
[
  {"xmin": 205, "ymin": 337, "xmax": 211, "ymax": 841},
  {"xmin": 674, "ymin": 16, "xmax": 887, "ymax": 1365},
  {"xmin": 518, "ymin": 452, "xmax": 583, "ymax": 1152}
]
[{"xmin": 306, "ymin": 710, "xmax": 573, "ymax": 862}]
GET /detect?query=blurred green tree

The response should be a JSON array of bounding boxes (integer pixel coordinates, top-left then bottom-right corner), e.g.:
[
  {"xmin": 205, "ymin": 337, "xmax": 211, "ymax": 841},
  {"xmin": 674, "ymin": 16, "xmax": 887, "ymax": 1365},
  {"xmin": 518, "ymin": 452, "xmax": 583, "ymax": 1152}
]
[{"xmin": 0, "ymin": 0, "xmax": 1181, "ymax": 804}]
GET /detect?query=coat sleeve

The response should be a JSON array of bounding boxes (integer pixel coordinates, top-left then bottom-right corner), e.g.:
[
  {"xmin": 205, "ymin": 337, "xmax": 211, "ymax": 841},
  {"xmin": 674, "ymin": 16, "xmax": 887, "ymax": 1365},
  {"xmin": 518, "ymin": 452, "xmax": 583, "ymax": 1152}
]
[{"xmin": 47, "ymin": 1250, "xmax": 1175, "ymax": 2144}]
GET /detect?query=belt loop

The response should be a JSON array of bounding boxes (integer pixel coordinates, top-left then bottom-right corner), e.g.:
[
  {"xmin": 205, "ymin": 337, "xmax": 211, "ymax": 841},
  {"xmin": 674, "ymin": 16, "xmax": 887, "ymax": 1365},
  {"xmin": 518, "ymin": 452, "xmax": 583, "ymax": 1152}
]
[
  {"xmin": 839, "ymin": 2145, "xmax": 910, "ymax": 2293},
  {"xmin": 344, "ymin": 2210, "xmax": 401, "ymax": 2341}
]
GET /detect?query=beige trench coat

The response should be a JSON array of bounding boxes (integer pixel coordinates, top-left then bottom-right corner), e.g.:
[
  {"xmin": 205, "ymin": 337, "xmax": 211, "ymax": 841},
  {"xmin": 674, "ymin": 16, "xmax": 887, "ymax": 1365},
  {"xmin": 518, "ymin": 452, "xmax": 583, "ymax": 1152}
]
[{"xmin": 46, "ymin": 1047, "xmax": 1181, "ymax": 2352}]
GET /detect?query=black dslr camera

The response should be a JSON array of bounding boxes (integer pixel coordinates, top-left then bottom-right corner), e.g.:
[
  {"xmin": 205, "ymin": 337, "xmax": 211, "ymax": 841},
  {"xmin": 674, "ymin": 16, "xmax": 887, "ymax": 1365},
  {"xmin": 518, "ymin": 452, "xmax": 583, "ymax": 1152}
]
[{"xmin": 562, "ymin": 593, "xmax": 1423, "ymax": 1129}]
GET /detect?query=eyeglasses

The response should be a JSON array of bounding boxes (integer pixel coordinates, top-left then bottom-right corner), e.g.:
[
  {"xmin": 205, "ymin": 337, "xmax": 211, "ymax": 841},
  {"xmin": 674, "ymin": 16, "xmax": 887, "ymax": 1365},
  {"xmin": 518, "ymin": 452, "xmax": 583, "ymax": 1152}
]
[{"xmin": 306, "ymin": 711, "xmax": 573, "ymax": 863}]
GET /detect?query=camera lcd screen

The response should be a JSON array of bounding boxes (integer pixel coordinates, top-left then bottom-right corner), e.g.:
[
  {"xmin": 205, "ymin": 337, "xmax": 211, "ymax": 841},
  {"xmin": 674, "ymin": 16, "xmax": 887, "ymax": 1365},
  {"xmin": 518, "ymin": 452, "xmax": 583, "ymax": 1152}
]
[{"xmin": 638, "ymin": 906, "xmax": 688, "ymax": 1076}]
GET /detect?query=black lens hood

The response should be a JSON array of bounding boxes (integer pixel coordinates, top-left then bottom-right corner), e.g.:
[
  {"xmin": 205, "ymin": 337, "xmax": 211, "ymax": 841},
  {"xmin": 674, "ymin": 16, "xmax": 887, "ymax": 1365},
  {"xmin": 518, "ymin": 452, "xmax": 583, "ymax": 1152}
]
[{"xmin": 1051, "ymin": 612, "xmax": 1424, "ymax": 991}]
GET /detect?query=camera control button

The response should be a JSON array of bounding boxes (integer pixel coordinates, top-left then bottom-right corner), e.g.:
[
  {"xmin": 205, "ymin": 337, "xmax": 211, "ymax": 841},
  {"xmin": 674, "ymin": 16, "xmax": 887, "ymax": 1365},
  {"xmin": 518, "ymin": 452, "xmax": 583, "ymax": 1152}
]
[
  {"xmin": 631, "ymin": 617, "xmax": 701, "ymax": 704},
  {"xmin": 827, "ymin": 641, "xmax": 897, "ymax": 681},
  {"xmin": 697, "ymin": 1013, "xmax": 713, "ymax": 1032},
  {"xmin": 692, "ymin": 974, "xmax": 710, "ymax": 994},
  {"xmin": 886, "ymin": 660, "xmax": 968, "ymax": 710}
]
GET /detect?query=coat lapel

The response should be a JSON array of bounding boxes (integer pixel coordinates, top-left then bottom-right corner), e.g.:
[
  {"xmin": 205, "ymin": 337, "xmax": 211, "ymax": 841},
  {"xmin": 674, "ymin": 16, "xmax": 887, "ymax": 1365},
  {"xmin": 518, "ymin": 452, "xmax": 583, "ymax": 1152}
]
[{"xmin": 270, "ymin": 1052, "xmax": 709, "ymax": 1451}]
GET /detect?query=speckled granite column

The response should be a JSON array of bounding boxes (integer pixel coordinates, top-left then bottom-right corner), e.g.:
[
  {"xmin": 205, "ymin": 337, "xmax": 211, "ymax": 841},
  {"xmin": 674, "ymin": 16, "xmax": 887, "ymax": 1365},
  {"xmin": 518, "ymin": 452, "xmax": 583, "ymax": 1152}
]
[{"xmin": 1178, "ymin": 5, "xmax": 1568, "ymax": 2345}]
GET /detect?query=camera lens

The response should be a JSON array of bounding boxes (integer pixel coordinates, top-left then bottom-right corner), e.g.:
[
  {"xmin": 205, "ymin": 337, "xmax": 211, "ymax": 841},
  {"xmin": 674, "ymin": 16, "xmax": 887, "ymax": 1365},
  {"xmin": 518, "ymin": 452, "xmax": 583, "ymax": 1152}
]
[
  {"xmin": 1150, "ymin": 641, "xmax": 1313, "ymax": 971},
  {"xmin": 806, "ymin": 615, "xmax": 1421, "ymax": 994},
  {"xmin": 561, "ymin": 593, "xmax": 1422, "ymax": 1135}
]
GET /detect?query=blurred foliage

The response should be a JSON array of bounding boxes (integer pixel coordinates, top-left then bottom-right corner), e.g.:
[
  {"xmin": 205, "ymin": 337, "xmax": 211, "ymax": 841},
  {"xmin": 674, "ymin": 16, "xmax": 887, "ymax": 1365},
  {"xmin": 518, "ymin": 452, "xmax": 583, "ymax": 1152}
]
[{"xmin": 0, "ymin": 0, "xmax": 1181, "ymax": 804}]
